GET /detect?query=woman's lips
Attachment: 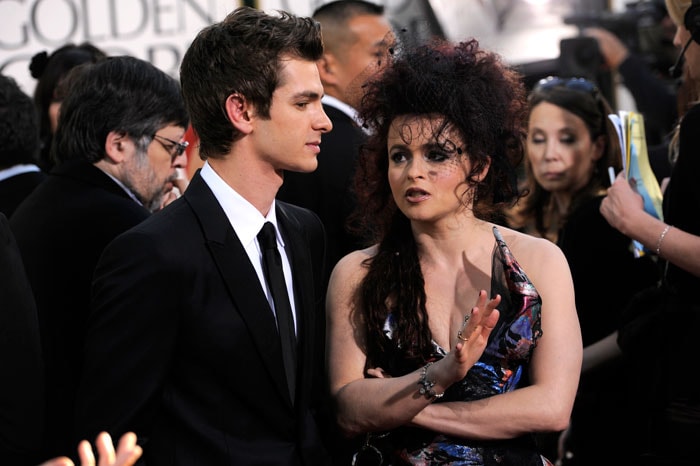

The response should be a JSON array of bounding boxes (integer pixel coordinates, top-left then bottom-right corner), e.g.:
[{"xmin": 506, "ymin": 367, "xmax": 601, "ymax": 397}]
[{"xmin": 405, "ymin": 187, "xmax": 430, "ymax": 202}]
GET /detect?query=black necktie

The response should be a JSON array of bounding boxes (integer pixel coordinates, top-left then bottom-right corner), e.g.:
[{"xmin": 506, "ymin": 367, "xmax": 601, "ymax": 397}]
[{"xmin": 257, "ymin": 221, "xmax": 297, "ymax": 402}]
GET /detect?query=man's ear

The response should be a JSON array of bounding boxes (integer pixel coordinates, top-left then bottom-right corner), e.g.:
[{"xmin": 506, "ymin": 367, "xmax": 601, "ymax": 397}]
[
  {"xmin": 225, "ymin": 93, "xmax": 253, "ymax": 134},
  {"xmin": 317, "ymin": 53, "xmax": 339, "ymax": 86},
  {"xmin": 104, "ymin": 131, "xmax": 130, "ymax": 164}
]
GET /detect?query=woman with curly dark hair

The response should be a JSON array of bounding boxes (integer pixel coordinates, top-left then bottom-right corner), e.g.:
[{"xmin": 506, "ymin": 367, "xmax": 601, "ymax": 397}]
[{"xmin": 325, "ymin": 38, "xmax": 582, "ymax": 465}]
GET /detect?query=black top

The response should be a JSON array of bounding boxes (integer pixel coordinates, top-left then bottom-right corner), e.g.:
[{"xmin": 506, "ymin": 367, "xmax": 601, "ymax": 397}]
[{"xmin": 558, "ymin": 195, "xmax": 659, "ymax": 346}]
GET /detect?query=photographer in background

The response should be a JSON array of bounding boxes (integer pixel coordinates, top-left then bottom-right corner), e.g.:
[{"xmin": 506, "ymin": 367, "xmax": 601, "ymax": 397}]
[
  {"xmin": 571, "ymin": 1, "xmax": 679, "ymax": 182},
  {"xmin": 587, "ymin": 24, "xmax": 676, "ymax": 133},
  {"xmin": 586, "ymin": 25, "xmax": 677, "ymax": 182}
]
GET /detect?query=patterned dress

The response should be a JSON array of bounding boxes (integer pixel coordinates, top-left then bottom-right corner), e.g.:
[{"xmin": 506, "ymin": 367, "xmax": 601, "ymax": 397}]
[{"xmin": 375, "ymin": 227, "xmax": 551, "ymax": 466}]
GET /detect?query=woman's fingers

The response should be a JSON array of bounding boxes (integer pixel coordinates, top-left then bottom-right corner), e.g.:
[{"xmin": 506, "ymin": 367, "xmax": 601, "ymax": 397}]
[
  {"xmin": 458, "ymin": 291, "xmax": 500, "ymax": 342},
  {"xmin": 366, "ymin": 367, "xmax": 391, "ymax": 379},
  {"xmin": 483, "ymin": 294, "xmax": 501, "ymax": 328}
]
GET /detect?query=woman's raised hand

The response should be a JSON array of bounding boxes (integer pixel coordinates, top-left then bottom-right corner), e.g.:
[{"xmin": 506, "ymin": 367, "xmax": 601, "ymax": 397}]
[{"xmin": 449, "ymin": 290, "xmax": 500, "ymax": 380}]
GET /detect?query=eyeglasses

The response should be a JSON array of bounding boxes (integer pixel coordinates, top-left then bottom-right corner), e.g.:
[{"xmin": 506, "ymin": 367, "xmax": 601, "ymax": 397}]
[
  {"xmin": 153, "ymin": 134, "xmax": 189, "ymax": 161},
  {"xmin": 534, "ymin": 76, "xmax": 599, "ymax": 96}
]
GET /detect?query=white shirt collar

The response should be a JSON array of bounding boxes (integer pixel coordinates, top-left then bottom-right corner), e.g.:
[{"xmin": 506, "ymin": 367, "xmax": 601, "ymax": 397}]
[
  {"xmin": 199, "ymin": 161, "xmax": 297, "ymax": 331},
  {"xmin": 0, "ymin": 164, "xmax": 41, "ymax": 182},
  {"xmin": 199, "ymin": 162, "xmax": 282, "ymax": 247}
]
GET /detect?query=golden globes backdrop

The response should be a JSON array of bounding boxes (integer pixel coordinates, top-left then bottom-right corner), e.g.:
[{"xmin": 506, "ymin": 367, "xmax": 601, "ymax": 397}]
[
  {"xmin": 1, "ymin": 0, "xmax": 579, "ymax": 98},
  {"xmin": 1, "ymin": 0, "xmax": 243, "ymax": 95}
]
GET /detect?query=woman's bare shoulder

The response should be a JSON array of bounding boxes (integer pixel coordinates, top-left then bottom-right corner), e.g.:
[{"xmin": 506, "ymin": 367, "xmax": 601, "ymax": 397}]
[
  {"xmin": 329, "ymin": 245, "xmax": 378, "ymax": 288},
  {"xmin": 494, "ymin": 225, "xmax": 567, "ymax": 266},
  {"xmin": 493, "ymin": 225, "xmax": 573, "ymax": 298}
]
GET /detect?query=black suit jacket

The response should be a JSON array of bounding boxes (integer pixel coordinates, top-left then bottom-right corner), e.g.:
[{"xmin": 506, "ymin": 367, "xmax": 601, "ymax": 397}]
[
  {"xmin": 76, "ymin": 172, "xmax": 331, "ymax": 465},
  {"xmin": 9, "ymin": 160, "xmax": 151, "ymax": 459},
  {"xmin": 0, "ymin": 213, "xmax": 44, "ymax": 465},
  {"xmin": 277, "ymin": 103, "xmax": 366, "ymax": 282},
  {"xmin": 0, "ymin": 170, "xmax": 46, "ymax": 218}
]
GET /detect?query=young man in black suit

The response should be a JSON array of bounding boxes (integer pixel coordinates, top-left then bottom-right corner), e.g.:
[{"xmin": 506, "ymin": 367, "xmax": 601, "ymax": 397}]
[
  {"xmin": 10, "ymin": 56, "xmax": 189, "ymax": 461},
  {"xmin": 75, "ymin": 7, "xmax": 333, "ymax": 465},
  {"xmin": 0, "ymin": 74, "xmax": 45, "ymax": 218},
  {"xmin": 277, "ymin": 0, "xmax": 394, "ymax": 280}
]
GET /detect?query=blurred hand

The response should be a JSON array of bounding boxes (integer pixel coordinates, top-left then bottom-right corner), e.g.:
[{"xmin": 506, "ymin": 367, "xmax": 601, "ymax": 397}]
[
  {"xmin": 39, "ymin": 432, "xmax": 142, "ymax": 466},
  {"xmin": 160, "ymin": 168, "xmax": 189, "ymax": 210},
  {"xmin": 600, "ymin": 173, "xmax": 645, "ymax": 237},
  {"xmin": 584, "ymin": 27, "xmax": 629, "ymax": 69},
  {"xmin": 173, "ymin": 167, "xmax": 190, "ymax": 193},
  {"xmin": 160, "ymin": 186, "xmax": 181, "ymax": 209}
]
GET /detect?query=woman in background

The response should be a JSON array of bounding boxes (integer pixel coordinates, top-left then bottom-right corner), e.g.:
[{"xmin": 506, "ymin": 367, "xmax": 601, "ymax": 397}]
[
  {"xmin": 29, "ymin": 42, "xmax": 106, "ymax": 171},
  {"xmin": 509, "ymin": 76, "xmax": 659, "ymax": 465}
]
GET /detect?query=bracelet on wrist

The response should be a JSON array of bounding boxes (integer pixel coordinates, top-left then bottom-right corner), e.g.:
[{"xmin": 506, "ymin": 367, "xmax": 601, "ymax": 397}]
[
  {"xmin": 417, "ymin": 362, "xmax": 444, "ymax": 401},
  {"xmin": 655, "ymin": 224, "xmax": 671, "ymax": 256}
]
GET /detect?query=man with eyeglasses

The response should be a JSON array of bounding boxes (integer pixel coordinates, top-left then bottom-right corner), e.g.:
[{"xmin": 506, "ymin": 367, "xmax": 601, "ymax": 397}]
[
  {"xmin": 9, "ymin": 55, "xmax": 188, "ymax": 462},
  {"xmin": 153, "ymin": 133, "xmax": 189, "ymax": 162}
]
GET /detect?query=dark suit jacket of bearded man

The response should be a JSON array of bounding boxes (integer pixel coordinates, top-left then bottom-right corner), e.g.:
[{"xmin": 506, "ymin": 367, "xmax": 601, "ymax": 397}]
[{"xmin": 9, "ymin": 159, "xmax": 152, "ymax": 460}]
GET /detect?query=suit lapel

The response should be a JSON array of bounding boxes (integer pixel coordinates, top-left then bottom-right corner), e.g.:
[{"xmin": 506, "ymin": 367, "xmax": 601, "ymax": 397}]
[
  {"xmin": 183, "ymin": 173, "xmax": 292, "ymax": 405},
  {"xmin": 276, "ymin": 205, "xmax": 316, "ymax": 406}
]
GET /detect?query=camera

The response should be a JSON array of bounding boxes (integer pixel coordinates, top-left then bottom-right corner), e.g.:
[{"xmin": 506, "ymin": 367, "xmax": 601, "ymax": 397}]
[{"xmin": 563, "ymin": 0, "xmax": 675, "ymax": 75}]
